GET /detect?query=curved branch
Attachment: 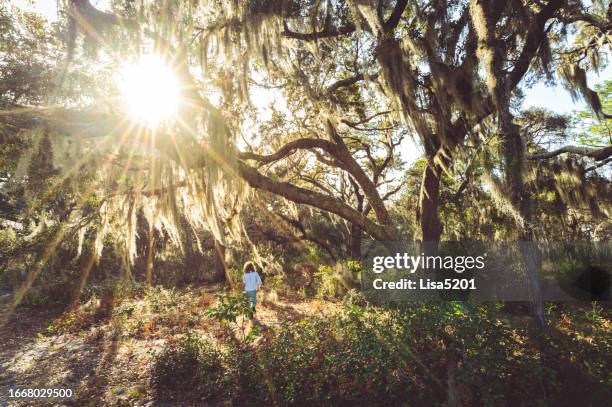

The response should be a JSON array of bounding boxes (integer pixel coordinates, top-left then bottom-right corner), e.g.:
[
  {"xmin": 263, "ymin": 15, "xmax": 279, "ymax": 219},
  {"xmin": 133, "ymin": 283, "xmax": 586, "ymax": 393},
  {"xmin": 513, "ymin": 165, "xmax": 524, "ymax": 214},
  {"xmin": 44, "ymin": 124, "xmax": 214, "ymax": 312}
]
[
  {"xmin": 236, "ymin": 161, "xmax": 398, "ymax": 241},
  {"xmin": 325, "ymin": 120, "xmax": 392, "ymax": 225},
  {"xmin": 282, "ymin": 20, "xmax": 356, "ymax": 41},
  {"xmin": 238, "ymin": 138, "xmax": 333, "ymax": 163},
  {"xmin": 508, "ymin": 0, "xmax": 565, "ymax": 90},
  {"xmin": 326, "ymin": 72, "xmax": 379, "ymax": 94},
  {"xmin": 585, "ymin": 156, "xmax": 612, "ymax": 172},
  {"xmin": 527, "ymin": 145, "xmax": 612, "ymax": 161},
  {"xmin": 239, "ymin": 128, "xmax": 392, "ymax": 226}
]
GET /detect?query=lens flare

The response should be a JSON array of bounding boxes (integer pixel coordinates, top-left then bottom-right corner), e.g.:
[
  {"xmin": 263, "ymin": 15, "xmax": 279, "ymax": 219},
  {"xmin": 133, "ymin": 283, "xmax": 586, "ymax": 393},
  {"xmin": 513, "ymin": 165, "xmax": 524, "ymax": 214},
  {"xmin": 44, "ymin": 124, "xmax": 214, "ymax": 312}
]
[{"xmin": 119, "ymin": 54, "xmax": 180, "ymax": 126}]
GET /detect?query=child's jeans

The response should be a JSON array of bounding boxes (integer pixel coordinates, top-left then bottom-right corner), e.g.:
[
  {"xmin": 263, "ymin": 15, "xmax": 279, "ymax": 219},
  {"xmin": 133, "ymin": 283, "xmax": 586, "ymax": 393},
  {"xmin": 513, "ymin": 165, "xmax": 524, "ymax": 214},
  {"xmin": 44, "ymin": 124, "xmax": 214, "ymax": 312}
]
[{"xmin": 246, "ymin": 290, "xmax": 257, "ymax": 309}]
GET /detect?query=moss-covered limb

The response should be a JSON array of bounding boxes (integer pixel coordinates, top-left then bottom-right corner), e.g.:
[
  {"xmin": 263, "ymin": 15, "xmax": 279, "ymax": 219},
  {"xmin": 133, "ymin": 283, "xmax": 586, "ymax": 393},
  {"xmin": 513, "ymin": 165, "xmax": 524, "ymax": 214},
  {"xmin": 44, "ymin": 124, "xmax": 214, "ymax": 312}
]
[
  {"xmin": 238, "ymin": 138, "xmax": 336, "ymax": 164},
  {"xmin": 236, "ymin": 160, "xmax": 399, "ymax": 241},
  {"xmin": 527, "ymin": 145, "xmax": 612, "ymax": 161},
  {"xmin": 280, "ymin": 0, "xmax": 408, "ymax": 41},
  {"xmin": 239, "ymin": 132, "xmax": 393, "ymax": 227}
]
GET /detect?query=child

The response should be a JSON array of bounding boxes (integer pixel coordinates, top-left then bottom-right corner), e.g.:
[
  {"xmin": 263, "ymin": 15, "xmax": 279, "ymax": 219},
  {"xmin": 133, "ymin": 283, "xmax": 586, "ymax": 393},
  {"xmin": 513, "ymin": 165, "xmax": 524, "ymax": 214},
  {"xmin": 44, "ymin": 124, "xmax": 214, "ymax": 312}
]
[{"xmin": 242, "ymin": 261, "xmax": 262, "ymax": 312}]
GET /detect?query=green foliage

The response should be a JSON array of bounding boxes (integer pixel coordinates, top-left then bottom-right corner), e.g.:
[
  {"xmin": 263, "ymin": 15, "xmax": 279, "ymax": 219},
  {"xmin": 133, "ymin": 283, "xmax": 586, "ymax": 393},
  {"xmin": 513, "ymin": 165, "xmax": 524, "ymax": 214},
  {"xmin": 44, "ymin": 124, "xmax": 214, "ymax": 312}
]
[
  {"xmin": 544, "ymin": 302, "xmax": 611, "ymax": 397},
  {"xmin": 151, "ymin": 302, "xmax": 585, "ymax": 406},
  {"xmin": 225, "ymin": 267, "xmax": 243, "ymax": 287},
  {"xmin": 572, "ymin": 80, "xmax": 612, "ymax": 146},
  {"xmin": 267, "ymin": 274, "xmax": 286, "ymax": 292},
  {"xmin": 346, "ymin": 259, "xmax": 362, "ymax": 273},
  {"xmin": 206, "ymin": 291, "xmax": 254, "ymax": 323},
  {"xmin": 206, "ymin": 291, "xmax": 262, "ymax": 342},
  {"xmin": 584, "ymin": 301, "xmax": 605, "ymax": 324},
  {"xmin": 342, "ymin": 288, "xmax": 367, "ymax": 307},
  {"xmin": 0, "ymin": 227, "xmax": 17, "ymax": 259},
  {"xmin": 222, "ymin": 342, "xmax": 268, "ymax": 405},
  {"xmin": 151, "ymin": 333, "xmax": 225, "ymax": 401},
  {"xmin": 26, "ymin": 286, "xmax": 612, "ymax": 406},
  {"xmin": 258, "ymin": 314, "xmax": 409, "ymax": 406},
  {"xmin": 314, "ymin": 261, "xmax": 360, "ymax": 300},
  {"xmin": 314, "ymin": 265, "xmax": 340, "ymax": 299},
  {"xmin": 144, "ymin": 286, "xmax": 183, "ymax": 314}
]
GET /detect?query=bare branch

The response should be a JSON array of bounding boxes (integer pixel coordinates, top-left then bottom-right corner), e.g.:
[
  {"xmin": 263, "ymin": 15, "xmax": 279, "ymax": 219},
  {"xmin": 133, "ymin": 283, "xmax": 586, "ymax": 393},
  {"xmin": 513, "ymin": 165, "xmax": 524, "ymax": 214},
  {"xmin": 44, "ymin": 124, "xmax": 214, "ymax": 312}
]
[{"xmin": 585, "ymin": 156, "xmax": 612, "ymax": 172}]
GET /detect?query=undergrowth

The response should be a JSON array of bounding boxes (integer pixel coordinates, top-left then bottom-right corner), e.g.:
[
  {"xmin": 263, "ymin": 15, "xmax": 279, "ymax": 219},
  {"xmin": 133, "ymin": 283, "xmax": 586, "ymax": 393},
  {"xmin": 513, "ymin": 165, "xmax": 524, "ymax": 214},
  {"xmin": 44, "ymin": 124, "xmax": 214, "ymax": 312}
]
[{"xmin": 149, "ymin": 297, "xmax": 611, "ymax": 406}]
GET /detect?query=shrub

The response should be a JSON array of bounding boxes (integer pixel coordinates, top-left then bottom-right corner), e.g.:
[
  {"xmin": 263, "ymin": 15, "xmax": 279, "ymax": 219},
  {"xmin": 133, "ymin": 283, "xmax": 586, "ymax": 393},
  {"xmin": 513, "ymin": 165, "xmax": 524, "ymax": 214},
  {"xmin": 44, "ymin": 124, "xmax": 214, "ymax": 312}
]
[
  {"xmin": 267, "ymin": 274, "xmax": 286, "ymax": 293},
  {"xmin": 151, "ymin": 333, "xmax": 225, "ymax": 401},
  {"xmin": 206, "ymin": 291, "xmax": 255, "ymax": 341},
  {"xmin": 258, "ymin": 310, "xmax": 412, "ymax": 406},
  {"xmin": 206, "ymin": 291, "xmax": 253, "ymax": 322},
  {"xmin": 150, "ymin": 303, "xmax": 608, "ymax": 406},
  {"xmin": 314, "ymin": 262, "xmax": 359, "ymax": 300},
  {"xmin": 223, "ymin": 342, "xmax": 269, "ymax": 405},
  {"xmin": 226, "ymin": 267, "xmax": 243, "ymax": 287},
  {"xmin": 342, "ymin": 288, "xmax": 367, "ymax": 307}
]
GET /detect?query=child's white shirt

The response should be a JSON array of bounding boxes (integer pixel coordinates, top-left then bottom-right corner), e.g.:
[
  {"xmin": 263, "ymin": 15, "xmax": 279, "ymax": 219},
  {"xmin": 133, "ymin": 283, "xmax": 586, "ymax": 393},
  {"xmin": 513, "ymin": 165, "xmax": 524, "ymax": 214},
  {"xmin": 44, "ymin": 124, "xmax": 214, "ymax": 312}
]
[{"xmin": 243, "ymin": 271, "xmax": 262, "ymax": 291}]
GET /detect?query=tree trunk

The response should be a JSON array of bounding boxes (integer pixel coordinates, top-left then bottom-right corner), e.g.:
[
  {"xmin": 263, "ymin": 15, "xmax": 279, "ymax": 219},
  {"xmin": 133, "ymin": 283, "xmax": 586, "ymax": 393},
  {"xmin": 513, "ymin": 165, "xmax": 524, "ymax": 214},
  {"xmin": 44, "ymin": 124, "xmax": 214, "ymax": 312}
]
[
  {"xmin": 499, "ymin": 101, "xmax": 546, "ymax": 330},
  {"xmin": 349, "ymin": 223, "xmax": 362, "ymax": 260},
  {"xmin": 145, "ymin": 231, "xmax": 155, "ymax": 286},
  {"xmin": 213, "ymin": 239, "xmax": 227, "ymax": 284},
  {"xmin": 71, "ymin": 250, "xmax": 97, "ymax": 308},
  {"xmin": 418, "ymin": 160, "xmax": 443, "ymax": 242},
  {"xmin": 520, "ymin": 239, "xmax": 545, "ymax": 329}
]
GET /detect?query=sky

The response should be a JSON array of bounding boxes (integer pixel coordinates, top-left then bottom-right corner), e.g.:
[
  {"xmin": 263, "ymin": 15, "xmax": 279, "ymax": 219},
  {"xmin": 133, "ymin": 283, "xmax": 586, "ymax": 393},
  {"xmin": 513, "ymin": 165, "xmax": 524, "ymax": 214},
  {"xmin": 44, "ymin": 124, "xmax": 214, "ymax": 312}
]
[
  {"xmin": 522, "ymin": 65, "xmax": 611, "ymax": 113},
  {"xmin": 11, "ymin": 0, "xmax": 110, "ymax": 20},
  {"xmin": 12, "ymin": 1, "xmax": 608, "ymax": 110},
  {"xmin": 9, "ymin": 0, "xmax": 611, "ymax": 166}
]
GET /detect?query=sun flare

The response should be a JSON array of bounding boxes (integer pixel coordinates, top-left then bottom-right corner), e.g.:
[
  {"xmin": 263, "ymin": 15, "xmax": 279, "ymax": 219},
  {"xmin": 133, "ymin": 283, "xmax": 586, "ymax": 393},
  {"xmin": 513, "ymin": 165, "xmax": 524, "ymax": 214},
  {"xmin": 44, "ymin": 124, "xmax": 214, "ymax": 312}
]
[{"xmin": 119, "ymin": 54, "xmax": 180, "ymax": 126}]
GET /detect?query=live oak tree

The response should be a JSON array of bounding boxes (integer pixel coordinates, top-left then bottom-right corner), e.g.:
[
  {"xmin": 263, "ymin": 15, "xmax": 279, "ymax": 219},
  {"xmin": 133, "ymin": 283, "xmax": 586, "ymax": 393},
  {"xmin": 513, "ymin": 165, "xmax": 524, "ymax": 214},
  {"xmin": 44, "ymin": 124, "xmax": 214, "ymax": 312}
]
[
  {"xmin": 2, "ymin": 0, "xmax": 610, "ymax": 318},
  {"xmin": 10, "ymin": 0, "xmax": 610, "ymax": 241}
]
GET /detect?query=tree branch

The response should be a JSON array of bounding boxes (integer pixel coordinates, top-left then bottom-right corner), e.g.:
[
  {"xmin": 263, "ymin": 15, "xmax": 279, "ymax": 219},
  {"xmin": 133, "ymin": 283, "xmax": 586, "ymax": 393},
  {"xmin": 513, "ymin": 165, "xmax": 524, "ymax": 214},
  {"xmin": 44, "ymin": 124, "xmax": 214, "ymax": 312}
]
[
  {"xmin": 274, "ymin": 212, "xmax": 337, "ymax": 260},
  {"xmin": 238, "ymin": 138, "xmax": 333, "ymax": 164},
  {"xmin": 585, "ymin": 156, "xmax": 612, "ymax": 172},
  {"xmin": 383, "ymin": 0, "xmax": 409, "ymax": 33},
  {"xmin": 282, "ymin": 20, "xmax": 356, "ymax": 41},
  {"xmin": 236, "ymin": 161, "xmax": 398, "ymax": 241},
  {"xmin": 326, "ymin": 72, "xmax": 379, "ymax": 94},
  {"xmin": 282, "ymin": 0, "xmax": 408, "ymax": 41},
  {"xmin": 527, "ymin": 145, "xmax": 612, "ymax": 161}
]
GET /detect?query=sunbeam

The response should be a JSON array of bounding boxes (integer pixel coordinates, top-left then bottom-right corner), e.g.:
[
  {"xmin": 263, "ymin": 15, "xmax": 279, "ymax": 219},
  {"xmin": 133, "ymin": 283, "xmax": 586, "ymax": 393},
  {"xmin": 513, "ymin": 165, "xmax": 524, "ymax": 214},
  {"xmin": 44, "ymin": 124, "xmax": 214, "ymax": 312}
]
[{"xmin": 119, "ymin": 55, "xmax": 181, "ymax": 127}]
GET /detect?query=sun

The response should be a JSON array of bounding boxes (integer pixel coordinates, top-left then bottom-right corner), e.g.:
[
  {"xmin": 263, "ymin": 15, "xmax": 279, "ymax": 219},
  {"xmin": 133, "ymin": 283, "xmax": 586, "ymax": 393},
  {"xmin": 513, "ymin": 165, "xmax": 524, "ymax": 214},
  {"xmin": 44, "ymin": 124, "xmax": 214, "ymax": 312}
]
[{"xmin": 119, "ymin": 54, "xmax": 180, "ymax": 127}]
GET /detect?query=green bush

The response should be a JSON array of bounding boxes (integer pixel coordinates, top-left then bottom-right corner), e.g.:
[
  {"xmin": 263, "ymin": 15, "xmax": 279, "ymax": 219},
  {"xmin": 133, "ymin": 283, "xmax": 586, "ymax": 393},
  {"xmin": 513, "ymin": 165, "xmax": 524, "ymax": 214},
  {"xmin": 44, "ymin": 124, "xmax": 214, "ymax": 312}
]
[
  {"xmin": 151, "ymin": 333, "xmax": 225, "ymax": 401},
  {"xmin": 223, "ymin": 342, "xmax": 268, "ymax": 405},
  {"xmin": 267, "ymin": 274, "xmax": 286, "ymax": 293},
  {"xmin": 314, "ymin": 262, "xmax": 359, "ymax": 300},
  {"xmin": 259, "ymin": 313, "xmax": 411, "ymax": 406},
  {"xmin": 342, "ymin": 288, "xmax": 367, "ymax": 307},
  {"xmin": 149, "ymin": 303, "xmax": 609, "ymax": 406},
  {"xmin": 206, "ymin": 291, "xmax": 253, "ymax": 323}
]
